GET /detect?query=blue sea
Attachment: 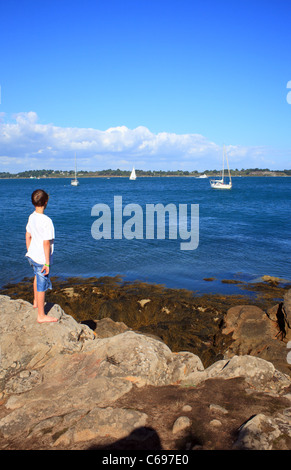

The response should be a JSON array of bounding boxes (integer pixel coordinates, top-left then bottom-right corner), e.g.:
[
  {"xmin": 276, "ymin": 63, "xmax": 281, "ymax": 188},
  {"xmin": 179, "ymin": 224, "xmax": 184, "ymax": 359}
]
[{"xmin": 0, "ymin": 176, "xmax": 290, "ymax": 295}]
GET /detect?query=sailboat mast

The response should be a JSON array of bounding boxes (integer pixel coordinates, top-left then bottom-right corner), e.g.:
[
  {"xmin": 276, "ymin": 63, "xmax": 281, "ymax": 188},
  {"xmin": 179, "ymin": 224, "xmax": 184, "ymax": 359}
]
[
  {"xmin": 75, "ymin": 152, "xmax": 77, "ymax": 179},
  {"xmin": 222, "ymin": 145, "xmax": 225, "ymax": 182},
  {"xmin": 225, "ymin": 147, "xmax": 231, "ymax": 183}
]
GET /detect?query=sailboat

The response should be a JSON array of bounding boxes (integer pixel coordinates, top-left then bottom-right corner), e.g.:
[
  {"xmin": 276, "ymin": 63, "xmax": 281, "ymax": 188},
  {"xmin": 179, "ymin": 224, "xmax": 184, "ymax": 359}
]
[
  {"xmin": 210, "ymin": 146, "xmax": 232, "ymax": 190},
  {"xmin": 71, "ymin": 152, "xmax": 79, "ymax": 186},
  {"xmin": 129, "ymin": 167, "xmax": 136, "ymax": 180}
]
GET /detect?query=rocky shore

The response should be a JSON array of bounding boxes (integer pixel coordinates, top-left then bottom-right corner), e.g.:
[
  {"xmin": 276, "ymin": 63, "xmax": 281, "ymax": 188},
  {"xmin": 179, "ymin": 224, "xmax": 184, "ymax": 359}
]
[{"xmin": 0, "ymin": 277, "xmax": 291, "ymax": 450}]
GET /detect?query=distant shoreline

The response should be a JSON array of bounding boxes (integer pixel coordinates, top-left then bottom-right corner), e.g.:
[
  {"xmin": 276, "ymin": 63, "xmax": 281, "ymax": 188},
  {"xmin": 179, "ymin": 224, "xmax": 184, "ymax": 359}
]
[
  {"xmin": 1, "ymin": 167, "xmax": 291, "ymax": 180},
  {"xmin": 1, "ymin": 173, "xmax": 290, "ymax": 180}
]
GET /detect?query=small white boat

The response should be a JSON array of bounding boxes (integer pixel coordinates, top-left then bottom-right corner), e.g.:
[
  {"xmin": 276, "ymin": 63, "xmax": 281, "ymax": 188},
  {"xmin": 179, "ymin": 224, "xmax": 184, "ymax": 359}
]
[
  {"xmin": 71, "ymin": 152, "xmax": 79, "ymax": 186},
  {"xmin": 210, "ymin": 146, "xmax": 232, "ymax": 190},
  {"xmin": 198, "ymin": 174, "xmax": 208, "ymax": 179},
  {"xmin": 129, "ymin": 167, "xmax": 136, "ymax": 180}
]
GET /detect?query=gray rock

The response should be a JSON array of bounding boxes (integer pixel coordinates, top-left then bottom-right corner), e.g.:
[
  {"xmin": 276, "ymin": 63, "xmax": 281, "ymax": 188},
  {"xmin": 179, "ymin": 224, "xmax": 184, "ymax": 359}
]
[
  {"xmin": 94, "ymin": 317, "xmax": 130, "ymax": 338},
  {"xmin": 182, "ymin": 405, "xmax": 192, "ymax": 412},
  {"xmin": 0, "ymin": 295, "xmax": 95, "ymax": 394},
  {"xmin": 172, "ymin": 416, "xmax": 191, "ymax": 434},
  {"xmin": 222, "ymin": 302, "xmax": 291, "ymax": 375},
  {"xmin": 209, "ymin": 404, "xmax": 228, "ymax": 415},
  {"xmin": 233, "ymin": 409, "xmax": 291, "ymax": 450},
  {"xmin": 283, "ymin": 289, "xmax": 291, "ymax": 330},
  {"xmin": 209, "ymin": 419, "xmax": 222, "ymax": 427},
  {"xmin": 84, "ymin": 330, "xmax": 204, "ymax": 386},
  {"xmin": 53, "ymin": 407, "xmax": 148, "ymax": 446},
  {"xmin": 0, "ymin": 296, "xmax": 204, "ymax": 443},
  {"xmin": 181, "ymin": 355, "xmax": 291, "ymax": 393},
  {"xmin": 1, "ymin": 295, "xmax": 291, "ymax": 450}
]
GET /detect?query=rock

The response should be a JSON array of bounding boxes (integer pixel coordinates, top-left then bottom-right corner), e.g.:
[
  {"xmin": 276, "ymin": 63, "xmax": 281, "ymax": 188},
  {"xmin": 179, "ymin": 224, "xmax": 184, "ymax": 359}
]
[
  {"xmin": 53, "ymin": 407, "xmax": 148, "ymax": 446},
  {"xmin": 94, "ymin": 317, "xmax": 130, "ymax": 338},
  {"xmin": 222, "ymin": 305, "xmax": 278, "ymax": 351},
  {"xmin": 233, "ymin": 409, "xmax": 291, "ymax": 450},
  {"xmin": 0, "ymin": 295, "xmax": 95, "ymax": 394},
  {"xmin": 161, "ymin": 307, "xmax": 171, "ymax": 314},
  {"xmin": 1, "ymin": 294, "xmax": 291, "ymax": 450},
  {"xmin": 267, "ymin": 296, "xmax": 291, "ymax": 341},
  {"xmin": 0, "ymin": 274, "xmax": 241, "ymax": 369},
  {"xmin": 168, "ymin": 351, "xmax": 205, "ymax": 384},
  {"xmin": 84, "ymin": 331, "xmax": 205, "ymax": 386},
  {"xmin": 0, "ymin": 296, "xmax": 204, "ymax": 445},
  {"xmin": 172, "ymin": 416, "xmax": 191, "ymax": 434},
  {"xmin": 181, "ymin": 355, "xmax": 291, "ymax": 394},
  {"xmin": 266, "ymin": 304, "xmax": 279, "ymax": 322},
  {"xmin": 61, "ymin": 287, "xmax": 79, "ymax": 298},
  {"xmin": 138, "ymin": 299, "xmax": 151, "ymax": 308},
  {"xmin": 222, "ymin": 303, "xmax": 291, "ymax": 375},
  {"xmin": 4, "ymin": 370, "xmax": 42, "ymax": 395},
  {"xmin": 283, "ymin": 289, "xmax": 291, "ymax": 331},
  {"xmin": 182, "ymin": 405, "xmax": 192, "ymax": 412},
  {"xmin": 209, "ymin": 419, "xmax": 222, "ymax": 427},
  {"xmin": 261, "ymin": 275, "xmax": 285, "ymax": 284},
  {"xmin": 209, "ymin": 404, "xmax": 228, "ymax": 415}
]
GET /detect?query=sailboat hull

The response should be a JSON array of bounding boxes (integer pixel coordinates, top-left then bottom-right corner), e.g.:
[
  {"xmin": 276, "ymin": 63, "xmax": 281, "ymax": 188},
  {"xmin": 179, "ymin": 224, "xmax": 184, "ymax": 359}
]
[{"xmin": 210, "ymin": 181, "xmax": 232, "ymax": 189}]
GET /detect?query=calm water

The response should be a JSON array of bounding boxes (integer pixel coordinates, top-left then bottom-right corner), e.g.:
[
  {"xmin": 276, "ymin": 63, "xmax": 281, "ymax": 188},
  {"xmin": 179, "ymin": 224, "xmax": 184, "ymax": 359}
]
[{"xmin": 0, "ymin": 176, "xmax": 290, "ymax": 294}]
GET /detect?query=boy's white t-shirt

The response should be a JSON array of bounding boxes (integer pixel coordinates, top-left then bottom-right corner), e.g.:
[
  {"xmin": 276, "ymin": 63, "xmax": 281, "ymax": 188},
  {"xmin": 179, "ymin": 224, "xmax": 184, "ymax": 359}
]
[{"xmin": 26, "ymin": 211, "xmax": 55, "ymax": 265}]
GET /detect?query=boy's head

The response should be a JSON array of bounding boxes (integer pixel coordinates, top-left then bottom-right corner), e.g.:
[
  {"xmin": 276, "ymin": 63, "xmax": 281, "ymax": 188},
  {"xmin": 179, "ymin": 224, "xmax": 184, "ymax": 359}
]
[{"xmin": 31, "ymin": 189, "xmax": 49, "ymax": 208}]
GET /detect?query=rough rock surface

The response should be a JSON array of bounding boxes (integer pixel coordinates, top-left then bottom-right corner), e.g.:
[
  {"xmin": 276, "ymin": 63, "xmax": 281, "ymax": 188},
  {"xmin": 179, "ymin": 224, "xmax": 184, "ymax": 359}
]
[
  {"xmin": 1, "ymin": 294, "xmax": 291, "ymax": 450},
  {"xmin": 233, "ymin": 409, "xmax": 291, "ymax": 450},
  {"xmin": 181, "ymin": 354, "xmax": 291, "ymax": 394},
  {"xmin": 222, "ymin": 302, "xmax": 291, "ymax": 375},
  {"xmin": 283, "ymin": 289, "xmax": 291, "ymax": 327}
]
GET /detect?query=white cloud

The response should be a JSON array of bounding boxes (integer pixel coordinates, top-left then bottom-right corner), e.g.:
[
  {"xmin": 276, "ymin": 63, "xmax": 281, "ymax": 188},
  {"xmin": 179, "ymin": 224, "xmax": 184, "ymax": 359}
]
[{"xmin": 0, "ymin": 111, "xmax": 289, "ymax": 172}]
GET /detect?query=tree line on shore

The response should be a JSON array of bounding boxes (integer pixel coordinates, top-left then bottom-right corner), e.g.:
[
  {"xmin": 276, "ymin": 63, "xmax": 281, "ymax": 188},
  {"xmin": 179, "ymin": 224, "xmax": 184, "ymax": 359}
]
[{"xmin": 0, "ymin": 168, "xmax": 290, "ymax": 179}]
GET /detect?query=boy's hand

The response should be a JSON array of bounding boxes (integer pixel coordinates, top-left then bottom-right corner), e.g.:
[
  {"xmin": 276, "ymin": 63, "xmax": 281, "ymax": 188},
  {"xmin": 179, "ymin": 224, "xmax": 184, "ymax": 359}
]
[{"xmin": 41, "ymin": 265, "xmax": 50, "ymax": 275}]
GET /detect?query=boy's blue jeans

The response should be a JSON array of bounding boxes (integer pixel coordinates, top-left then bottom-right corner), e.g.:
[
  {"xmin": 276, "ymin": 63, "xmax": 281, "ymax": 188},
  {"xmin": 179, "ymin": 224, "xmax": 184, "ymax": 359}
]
[{"xmin": 27, "ymin": 257, "xmax": 52, "ymax": 292}]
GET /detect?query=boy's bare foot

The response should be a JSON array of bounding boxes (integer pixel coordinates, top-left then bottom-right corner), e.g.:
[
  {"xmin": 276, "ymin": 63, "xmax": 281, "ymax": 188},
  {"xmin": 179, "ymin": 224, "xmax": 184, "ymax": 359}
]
[{"xmin": 37, "ymin": 315, "xmax": 58, "ymax": 323}]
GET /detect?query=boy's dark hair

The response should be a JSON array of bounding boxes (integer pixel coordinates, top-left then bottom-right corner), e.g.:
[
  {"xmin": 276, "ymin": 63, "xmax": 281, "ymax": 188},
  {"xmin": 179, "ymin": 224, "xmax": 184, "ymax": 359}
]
[{"xmin": 31, "ymin": 189, "xmax": 49, "ymax": 207}]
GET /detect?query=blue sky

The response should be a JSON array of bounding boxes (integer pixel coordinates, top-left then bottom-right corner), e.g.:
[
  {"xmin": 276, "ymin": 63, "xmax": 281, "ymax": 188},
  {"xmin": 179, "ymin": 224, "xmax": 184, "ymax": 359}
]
[{"xmin": 0, "ymin": 0, "xmax": 291, "ymax": 172}]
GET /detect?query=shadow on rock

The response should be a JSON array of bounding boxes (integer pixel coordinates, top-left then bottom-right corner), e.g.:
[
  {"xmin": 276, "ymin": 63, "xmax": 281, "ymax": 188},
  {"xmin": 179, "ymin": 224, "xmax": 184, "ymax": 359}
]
[
  {"xmin": 44, "ymin": 301, "xmax": 57, "ymax": 315},
  {"xmin": 87, "ymin": 427, "xmax": 163, "ymax": 450}
]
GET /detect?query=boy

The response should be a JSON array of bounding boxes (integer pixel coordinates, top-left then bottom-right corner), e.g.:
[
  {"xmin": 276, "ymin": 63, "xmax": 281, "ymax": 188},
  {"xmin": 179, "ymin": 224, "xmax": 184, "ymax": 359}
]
[{"xmin": 25, "ymin": 189, "xmax": 58, "ymax": 323}]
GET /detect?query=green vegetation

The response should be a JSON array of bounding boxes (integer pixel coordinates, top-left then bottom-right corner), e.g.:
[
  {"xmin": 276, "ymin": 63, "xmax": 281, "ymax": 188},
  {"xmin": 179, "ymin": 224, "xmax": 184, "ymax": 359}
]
[{"xmin": 0, "ymin": 168, "xmax": 290, "ymax": 179}]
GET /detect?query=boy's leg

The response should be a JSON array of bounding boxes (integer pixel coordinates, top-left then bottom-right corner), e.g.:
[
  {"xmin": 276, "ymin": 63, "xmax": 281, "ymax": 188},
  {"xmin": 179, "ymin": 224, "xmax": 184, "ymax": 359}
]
[
  {"xmin": 30, "ymin": 264, "xmax": 57, "ymax": 323},
  {"xmin": 33, "ymin": 276, "xmax": 38, "ymax": 308},
  {"xmin": 36, "ymin": 290, "xmax": 57, "ymax": 323}
]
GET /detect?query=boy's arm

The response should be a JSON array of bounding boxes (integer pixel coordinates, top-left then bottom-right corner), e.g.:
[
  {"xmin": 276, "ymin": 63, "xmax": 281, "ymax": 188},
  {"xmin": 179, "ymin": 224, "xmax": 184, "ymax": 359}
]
[
  {"xmin": 41, "ymin": 240, "xmax": 52, "ymax": 274},
  {"xmin": 26, "ymin": 232, "xmax": 32, "ymax": 250}
]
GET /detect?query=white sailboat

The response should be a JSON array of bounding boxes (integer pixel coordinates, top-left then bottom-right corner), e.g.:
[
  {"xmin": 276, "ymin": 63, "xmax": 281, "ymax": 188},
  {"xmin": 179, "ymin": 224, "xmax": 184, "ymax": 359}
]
[
  {"xmin": 71, "ymin": 152, "xmax": 79, "ymax": 186},
  {"xmin": 129, "ymin": 167, "xmax": 136, "ymax": 180},
  {"xmin": 210, "ymin": 146, "xmax": 232, "ymax": 190}
]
